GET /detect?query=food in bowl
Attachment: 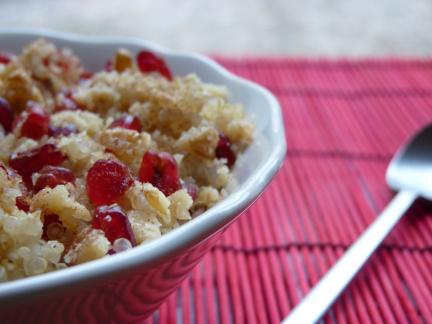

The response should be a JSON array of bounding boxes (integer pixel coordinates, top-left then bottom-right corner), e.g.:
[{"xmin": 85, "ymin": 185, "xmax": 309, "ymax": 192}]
[{"xmin": 0, "ymin": 39, "xmax": 254, "ymax": 282}]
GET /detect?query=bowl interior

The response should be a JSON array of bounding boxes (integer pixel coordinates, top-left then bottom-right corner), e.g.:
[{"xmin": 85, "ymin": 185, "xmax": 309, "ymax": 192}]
[{"xmin": 0, "ymin": 29, "xmax": 286, "ymax": 300}]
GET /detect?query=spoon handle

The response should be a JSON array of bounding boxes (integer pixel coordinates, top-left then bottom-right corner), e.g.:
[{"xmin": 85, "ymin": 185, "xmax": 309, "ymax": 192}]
[{"xmin": 282, "ymin": 190, "xmax": 417, "ymax": 324}]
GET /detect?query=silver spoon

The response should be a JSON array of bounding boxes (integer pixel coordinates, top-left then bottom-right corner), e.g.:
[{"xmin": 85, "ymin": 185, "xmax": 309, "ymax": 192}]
[{"xmin": 282, "ymin": 124, "xmax": 432, "ymax": 324}]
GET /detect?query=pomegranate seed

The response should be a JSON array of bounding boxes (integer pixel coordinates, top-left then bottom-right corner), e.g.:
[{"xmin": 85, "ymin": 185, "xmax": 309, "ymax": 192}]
[
  {"xmin": 215, "ymin": 133, "xmax": 236, "ymax": 168},
  {"xmin": 104, "ymin": 59, "xmax": 113, "ymax": 72},
  {"xmin": 80, "ymin": 71, "xmax": 93, "ymax": 80},
  {"xmin": 181, "ymin": 180, "xmax": 198, "ymax": 201},
  {"xmin": 9, "ymin": 144, "xmax": 66, "ymax": 185},
  {"xmin": 16, "ymin": 196, "xmax": 30, "ymax": 212},
  {"xmin": 136, "ymin": 51, "xmax": 172, "ymax": 80},
  {"xmin": 34, "ymin": 166, "xmax": 75, "ymax": 192},
  {"xmin": 109, "ymin": 115, "xmax": 142, "ymax": 132},
  {"xmin": 48, "ymin": 123, "xmax": 78, "ymax": 137},
  {"xmin": 139, "ymin": 150, "xmax": 180, "ymax": 196},
  {"xmin": 92, "ymin": 204, "xmax": 136, "ymax": 245},
  {"xmin": 87, "ymin": 159, "xmax": 133, "ymax": 206},
  {"xmin": 0, "ymin": 52, "xmax": 13, "ymax": 65},
  {"xmin": 20, "ymin": 104, "xmax": 50, "ymax": 140},
  {"xmin": 0, "ymin": 97, "xmax": 13, "ymax": 133},
  {"xmin": 42, "ymin": 214, "xmax": 65, "ymax": 240}
]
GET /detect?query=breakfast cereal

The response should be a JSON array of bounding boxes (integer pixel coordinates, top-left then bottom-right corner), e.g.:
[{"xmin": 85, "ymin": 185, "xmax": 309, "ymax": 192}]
[{"xmin": 0, "ymin": 39, "xmax": 253, "ymax": 281}]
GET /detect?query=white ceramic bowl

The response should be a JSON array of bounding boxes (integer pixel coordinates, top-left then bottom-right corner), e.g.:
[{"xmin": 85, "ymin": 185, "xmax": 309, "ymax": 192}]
[{"xmin": 0, "ymin": 29, "xmax": 286, "ymax": 323}]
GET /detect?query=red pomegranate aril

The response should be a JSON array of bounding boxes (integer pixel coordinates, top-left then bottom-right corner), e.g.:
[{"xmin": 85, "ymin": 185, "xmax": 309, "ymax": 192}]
[
  {"xmin": 0, "ymin": 52, "xmax": 13, "ymax": 65},
  {"xmin": 109, "ymin": 115, "xmax": 142, "ymax": 132},
  {"xmin": 215, "ymin": 133, "xmax": 236, "ymax": 168},
  {"xmin": 87, "ymin": 159, "xmax": 133, "ymax": 206},
  {"xmin": 48, "ymin": 123, "xmax": 78, "ymax": 137},
  {"xmin": 92, "ymin": 204, "xmax": 136, "ymax": 245},
  {"xmin": 16, "ymin": 196, "xmax": 30, "ymax": 212},
  {"xmin": 42, "ymin": 57, "xmax": 50, "ymax": 66},
  {"xmin": 34, "ymin": 166, "xmax": 75, "ymax": 192},
  {"xmin": 139, "ymin": 150, "xmax": 180, "ymax": 196},
  {"xmin": 80, "ymin": 71, "xmax": 93, "ymax": 80},
  {"xmin": 136, "ymin": 51, "xmax": 172, "ymax": 80},
  {"xmin": 42, "ymin": 214, "xmax": 65, "ymax": 240},
  {"xmin": 20, "ymin": 104, "xmax": 50, "ymax": 140},
  {"xmin": 0, "ymin": 97, "xmax": 13, "ymax": 133},
  {"xmin": 9, "ymin": 143, "xmax": 66, "ymax": 182}
]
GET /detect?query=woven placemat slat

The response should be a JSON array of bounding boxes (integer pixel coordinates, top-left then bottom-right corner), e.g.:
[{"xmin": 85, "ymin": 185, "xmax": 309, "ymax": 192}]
[{"xmin": 144, "ymin": 59, "xmax": 432, "ymax": 323}]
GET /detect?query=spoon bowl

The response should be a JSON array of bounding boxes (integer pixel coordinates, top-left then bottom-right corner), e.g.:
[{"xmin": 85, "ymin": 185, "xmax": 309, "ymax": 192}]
[
  {"xmin": 284, "ymin": 124, "xmax": 432, "ymax": 324},
  {"xmin": 387, "ymin": 124, "xmax": 432, "ymax": 200}
]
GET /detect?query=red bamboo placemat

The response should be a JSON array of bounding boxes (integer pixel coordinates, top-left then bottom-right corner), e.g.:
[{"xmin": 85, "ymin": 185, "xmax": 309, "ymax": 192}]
[{"xmin": 145, "ymin": 59, "xmax": 432, "ymax": 323}]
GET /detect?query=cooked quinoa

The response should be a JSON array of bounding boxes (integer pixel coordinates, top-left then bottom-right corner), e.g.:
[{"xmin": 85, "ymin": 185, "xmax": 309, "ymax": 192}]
[{"xmin": 0, "ymin": 39, "xmax": 254, "ymax": 282}]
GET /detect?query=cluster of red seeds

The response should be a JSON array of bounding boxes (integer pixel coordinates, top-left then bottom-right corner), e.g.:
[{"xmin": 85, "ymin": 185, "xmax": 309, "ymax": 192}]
[
  {"xmin": 85, "ymin": 49, "xmax": 182, "ymax": 245},
  {"xmin": 0, "ymin": 93, "xmax": 80, "ymax": 242},
  {"xmin": 2, "ymin": 49, "xmax": 238, "ymax": 254},
  {"xmin": 1, "ymin": 100, "xmax": 80, "ymax": 140},
  {"xmin": 9, "ymin": 143, "xmax": 66, "ymax": 186},
  {"xmin": 85, "ymin": 51, "xmax": 181, "ymax": 246},
  {"xmin": 8, "ymin": 143, "xmax": 69, "ymax": 234},
  {"xmin": 34, "ymin": 166, "xmax": 75, "ymax": 192},
  {"xmin": 85, "ymin": 149, "xmax": 183, "ymax": 245}
]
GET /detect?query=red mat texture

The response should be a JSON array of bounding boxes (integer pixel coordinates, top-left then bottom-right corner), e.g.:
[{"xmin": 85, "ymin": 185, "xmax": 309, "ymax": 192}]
[{"xmin": 145, "ymin": 59, "xmax": 432, "ymax": 323}]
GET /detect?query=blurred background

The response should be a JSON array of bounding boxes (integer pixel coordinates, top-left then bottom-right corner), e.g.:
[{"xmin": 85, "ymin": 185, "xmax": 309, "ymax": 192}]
[{"xmin": 0, "ymin": 0, "xmax": 431, "ymax": 56}]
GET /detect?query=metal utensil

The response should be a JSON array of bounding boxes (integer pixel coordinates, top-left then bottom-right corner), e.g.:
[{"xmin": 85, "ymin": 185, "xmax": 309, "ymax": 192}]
[{"xmin": 282, "ymin": 124, "xmax": 432, "ymax": 324}]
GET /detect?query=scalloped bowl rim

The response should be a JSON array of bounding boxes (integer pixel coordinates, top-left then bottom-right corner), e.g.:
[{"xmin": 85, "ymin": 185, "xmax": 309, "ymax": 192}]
[{"xmin": 0, "ymin": 28, "xmax": 286, "ymax": 302}]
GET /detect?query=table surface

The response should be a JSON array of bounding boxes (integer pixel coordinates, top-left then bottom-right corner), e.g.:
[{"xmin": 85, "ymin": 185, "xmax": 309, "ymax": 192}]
[
  {"xmin": 0, "ymin": 0, "xmax": 431, "ymax": 56},
  {"xmin": 139, "ymin": 58, "xmax": 432, "ymax": 323}
]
